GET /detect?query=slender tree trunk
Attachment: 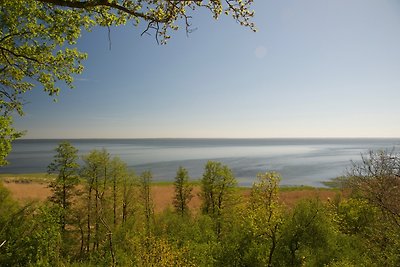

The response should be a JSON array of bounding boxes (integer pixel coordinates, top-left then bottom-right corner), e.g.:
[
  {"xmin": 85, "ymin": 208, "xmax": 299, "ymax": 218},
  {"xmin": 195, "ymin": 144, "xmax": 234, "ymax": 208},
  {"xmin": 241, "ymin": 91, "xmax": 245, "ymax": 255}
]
[
  {"xmin": 180, "ymin": 187, "xmax": 184, "ymax": 216},
  {"xmin": 79, "ymin": 222, "xmax": 84, "ymax": 255},
  {"xmin": 122, "ymin": 177, "xmax": 127, "ymax": 225},
  {"xmin": 113, "ymin": 174, "xmax": 117, "ymax": 227},
  {"xmin": 268, "ymin": 228, "xmax": 277, "ymax": 267},
  {"xmin": 142, "ymin": 172, "xmax": 153, "ymax": 238},
  {"xmin": 100, "ymin": 217, "xmax": 116, "ymax": 267},
  {"xmin": 62, "ymin": 174, "xmax": 66, "ymax": 232},
  {"xmin": 86, "ymin": 185, "xmax": 92, "ymax": 253},
  {"xmin": 94, "ymin": 173, "xmax": 99, "ymax": 251}
]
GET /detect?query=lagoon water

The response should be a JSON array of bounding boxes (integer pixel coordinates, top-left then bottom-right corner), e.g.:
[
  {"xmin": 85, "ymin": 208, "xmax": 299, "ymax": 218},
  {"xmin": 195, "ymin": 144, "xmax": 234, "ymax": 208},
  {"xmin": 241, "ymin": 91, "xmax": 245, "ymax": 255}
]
[{"xmin": 2, "ymin": 138, "xmax": 400, "ymax": 186}]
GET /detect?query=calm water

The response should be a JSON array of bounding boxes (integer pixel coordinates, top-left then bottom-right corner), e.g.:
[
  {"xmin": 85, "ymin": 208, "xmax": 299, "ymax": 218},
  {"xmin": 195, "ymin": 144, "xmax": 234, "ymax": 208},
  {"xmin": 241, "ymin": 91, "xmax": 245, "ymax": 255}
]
[{"xmin": 1, "ymin": 138, "xmax": 400, "ymax": 186}]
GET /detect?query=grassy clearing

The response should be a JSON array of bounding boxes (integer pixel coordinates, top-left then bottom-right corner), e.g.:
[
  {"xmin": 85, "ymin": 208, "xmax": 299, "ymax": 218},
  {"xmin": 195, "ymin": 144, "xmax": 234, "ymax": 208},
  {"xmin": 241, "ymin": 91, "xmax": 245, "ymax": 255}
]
[
  {"xmin": 0, "ymin": 173, "xmax": 55, "ymax": 184},
  {"xmin": 321, "ymin": 176, "xmax": 349, "ymax": 189},
  {"xmin": 0, "ymin": 173, "xmax": 338, "ymax": 194},
  {"xmin": 1, "ymin": 173, "xmax": 339, "ymax": 210}
]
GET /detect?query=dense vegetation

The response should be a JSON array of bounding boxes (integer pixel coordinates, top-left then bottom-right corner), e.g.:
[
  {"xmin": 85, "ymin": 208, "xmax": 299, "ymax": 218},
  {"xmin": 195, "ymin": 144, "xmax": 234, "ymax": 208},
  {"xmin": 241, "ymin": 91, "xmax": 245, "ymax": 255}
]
[{"xmin": 0, "ymin": 142, "xmax": 399, "ymax": 266}]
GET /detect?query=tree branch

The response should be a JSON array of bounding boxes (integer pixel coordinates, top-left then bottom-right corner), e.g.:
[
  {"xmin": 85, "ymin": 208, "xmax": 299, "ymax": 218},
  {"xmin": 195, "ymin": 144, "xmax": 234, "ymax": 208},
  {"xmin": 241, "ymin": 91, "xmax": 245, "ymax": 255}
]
[
  {"xmin": 0, "ymin": 46, "xmax": 41, "ymax": 64},
  {"xmin": 37, "ymin": 0, "xmax": 171, "ymax": 23}
]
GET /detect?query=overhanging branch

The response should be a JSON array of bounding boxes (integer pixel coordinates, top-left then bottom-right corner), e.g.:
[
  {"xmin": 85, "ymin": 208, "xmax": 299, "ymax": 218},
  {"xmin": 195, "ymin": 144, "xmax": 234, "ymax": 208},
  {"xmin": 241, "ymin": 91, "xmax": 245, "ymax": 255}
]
[{"xmin": 37, "ymin": 0, "xmax": 171, "ymax": 23}]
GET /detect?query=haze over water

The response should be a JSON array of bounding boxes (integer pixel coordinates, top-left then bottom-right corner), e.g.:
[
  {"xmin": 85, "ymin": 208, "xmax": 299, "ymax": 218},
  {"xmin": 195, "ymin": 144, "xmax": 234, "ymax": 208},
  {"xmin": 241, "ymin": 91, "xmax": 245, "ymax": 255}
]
[{"xmin": 2, "ymin": 138, "xmax": 400, "ymax": 187}]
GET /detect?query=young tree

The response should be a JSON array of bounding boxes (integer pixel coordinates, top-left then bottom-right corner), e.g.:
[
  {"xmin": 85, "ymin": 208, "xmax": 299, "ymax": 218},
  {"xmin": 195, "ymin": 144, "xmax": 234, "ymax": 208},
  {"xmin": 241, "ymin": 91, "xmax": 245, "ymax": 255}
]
[
  {"xmin": 121, "ymin": 171, "xmax": 137, "ymax": 225},
  {"xmin": 140, "ymin": 170, "xmax": 154, "ymax": 238},
  {"xmin": 276, "ymin": 198, "xmax": 356, "ymax": 267},
  {"xmin": 0, "ymin": 0, "xmax": 256, "ymax": 163},
  {"xmin": 348, "ymin": 150, "xmax": 400, "ymax": 228},
  {"xmin": 109, "ymin": 157, "xmax": 126, "ymax": 227},
  {"xmin": 81, "ymin": 148, "xmax": 110, "ymax": 252},
  {"xmin": 201, "ymin": 161, "xmax": 237, "ymax": 238},
  {"xmin": 344, "ymin": 150, "xmax": 400, "ymax": 265},
  {"xmin": 47, "ymin": 141, "xmax": 79, "ymax": 232},
  {"xmin": 247, "ymin": 171, "xmax": 283, "ymax": 267},
  {"xmin": 173, "ymin": 166, "xmax": 193, "ymax": 217}
]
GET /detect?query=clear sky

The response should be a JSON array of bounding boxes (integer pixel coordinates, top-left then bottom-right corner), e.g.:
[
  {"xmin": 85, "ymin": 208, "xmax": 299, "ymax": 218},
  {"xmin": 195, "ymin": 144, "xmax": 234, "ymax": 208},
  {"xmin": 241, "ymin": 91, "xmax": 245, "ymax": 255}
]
[{"xmin": 15, "ymin": 0, "xmax": 400, "ymax": 138}]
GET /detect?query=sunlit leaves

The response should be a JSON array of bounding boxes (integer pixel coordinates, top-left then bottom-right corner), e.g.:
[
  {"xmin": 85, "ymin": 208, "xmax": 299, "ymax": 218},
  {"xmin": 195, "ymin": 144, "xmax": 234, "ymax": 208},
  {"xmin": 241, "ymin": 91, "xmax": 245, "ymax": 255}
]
[{"xmin": 0, "ymin": 116, "xmax": 23, "ymax": 166}]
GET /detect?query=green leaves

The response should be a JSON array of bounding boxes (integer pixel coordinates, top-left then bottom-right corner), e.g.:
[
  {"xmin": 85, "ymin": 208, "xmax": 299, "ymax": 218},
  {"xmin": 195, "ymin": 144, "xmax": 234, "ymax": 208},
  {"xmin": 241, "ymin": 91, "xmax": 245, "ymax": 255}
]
[
  {"xmin": 201, "ymin": 161, "xmax": 237, "ymax": 216},
  {"xmin": 173, "ymin": 166, "xmax": 193, "ymax": 216},
  {"xmin": 0, "ymin": 116, "xmax": 23, "ymax": 166}
]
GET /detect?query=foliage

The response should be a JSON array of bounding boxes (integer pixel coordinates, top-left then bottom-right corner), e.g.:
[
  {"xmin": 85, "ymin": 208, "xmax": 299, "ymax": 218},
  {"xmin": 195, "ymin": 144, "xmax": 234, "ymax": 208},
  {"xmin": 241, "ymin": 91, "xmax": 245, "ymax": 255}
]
[
  {"xmin": 173, "ymin": 166, "xmax": 193, "ymax": 216},
  {"xmin": 245, "ymin": 171, "xmax": 283, "ymax": 267},
  {"xmin": 0, "ymin": 190, "xmax": 63, "ymax": 267},
  {"xmin": 276, "ymin": 199, "xmax": 341, "ymax": 267},
  {"xmin": 80, "ymin": 149, "xmax": 111, "ymax": 255},
  {"xmin": 0, "ymin": 181, "xmax": 24, "ymax": 264},
  {"xmin": 0, "ymin": 116, "xmax": 23, "ymax": 166},
  {"xmin": 47, "ymin": 141, "xmax": 80, "ymax": 232},
  {"xmin": 336, "ymin": 197, "xmax": 400, "ymax": 266},
  {"xmin": 139, "ymin": 170, "xmax": 154, "ymax": 237},
  {"xmin": 0, "ymin": 0, "xmax": 90, "ymax": 164},
  {"xmin": 200, "ymin": 160, "xmax": 238, "ymax": 238},
  {"xmin": 4, "ymin": 146, "xmax": 400, "ymax": 266},
  {"xmin": 348, "ymin": 149, "xmax": 400, "ymax": 228}
]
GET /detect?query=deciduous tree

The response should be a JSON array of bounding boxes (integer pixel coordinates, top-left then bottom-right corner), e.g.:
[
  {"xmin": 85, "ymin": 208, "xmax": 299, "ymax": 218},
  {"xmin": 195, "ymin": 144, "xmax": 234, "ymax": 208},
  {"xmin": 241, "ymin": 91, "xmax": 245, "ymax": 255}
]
[
  {"xmin": 81, "ymin": 148, "xmax": 110, "ymax": 252},
  {"xmin": 348, "ymin": 150, "xmax": 400, "ymax": 228},
  {"xmin": 173, "ymin": 166, "xmax": 193, "ymax": 217},
  {"xmin": 140, "ymin": 170, "xmax": 154, "ymax": 238},
  {"xmin": 201, "ymin": 161, "xmax": 237, "ymax": 238},
  {"xmin": 47, "ymin": 141, "xmax": 80, "ymax": 232},
  {"xmin": 247, "ymin": 171, "xmax": 283, "ymax": 267}
]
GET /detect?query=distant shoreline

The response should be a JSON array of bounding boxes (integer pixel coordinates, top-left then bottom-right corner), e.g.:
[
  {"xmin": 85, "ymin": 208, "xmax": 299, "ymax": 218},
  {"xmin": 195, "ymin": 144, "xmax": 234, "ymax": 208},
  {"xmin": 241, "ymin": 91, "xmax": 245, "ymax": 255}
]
[
  {"xmin": 17, "ymin": 137, "xmax": 400, "ymax": 141},
  {"xmin": 3, "ymin": 138, "xmax": 399, "ymax": 187}
]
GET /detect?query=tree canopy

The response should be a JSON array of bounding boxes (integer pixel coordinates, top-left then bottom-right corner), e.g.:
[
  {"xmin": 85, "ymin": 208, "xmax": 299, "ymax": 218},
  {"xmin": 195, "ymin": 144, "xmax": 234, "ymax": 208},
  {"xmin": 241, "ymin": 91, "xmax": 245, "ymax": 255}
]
[{"xmin": 0, "ymin": 0, "xmax": 256, "ymax": 165}]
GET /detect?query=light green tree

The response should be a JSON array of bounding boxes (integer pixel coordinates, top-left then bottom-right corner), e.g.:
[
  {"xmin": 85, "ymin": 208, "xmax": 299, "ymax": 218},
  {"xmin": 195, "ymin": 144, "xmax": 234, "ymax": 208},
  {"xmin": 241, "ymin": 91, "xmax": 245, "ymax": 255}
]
[
  {"xmin": 81, "ymin": 148, "xmax": 110, "ymax": 253},
  {"xmin": 0, "ymin": 0, "xmax": 256, "ymax": 164},
  {"xmin": 140, "ymin": 170, "xmax": 154, "ymax": 238},
  {"xmin": 0, "ymin": 116, "xmax": 23, "ymax": 166},
  {"xmin": 276, "ymin": 199, "xmax": 346, "ymax": 267},
  {"xmin": 246, "ymin": 171, "xmax": 283, "ymax": 267},
  {"xmin": 173, "ymin": 166, "xmax": 193, "ymax": 217},
  {"xmin": 109, "ymin": 157, "xmax": 126, "ymax": 227}
]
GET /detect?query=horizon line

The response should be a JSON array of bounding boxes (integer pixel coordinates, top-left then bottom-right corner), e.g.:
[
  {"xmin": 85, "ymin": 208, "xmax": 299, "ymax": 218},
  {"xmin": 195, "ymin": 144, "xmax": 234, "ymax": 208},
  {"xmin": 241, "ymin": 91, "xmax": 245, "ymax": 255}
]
[{"xmin": 18, "ymin": 136, "xmax": 400, "ymax": 140}]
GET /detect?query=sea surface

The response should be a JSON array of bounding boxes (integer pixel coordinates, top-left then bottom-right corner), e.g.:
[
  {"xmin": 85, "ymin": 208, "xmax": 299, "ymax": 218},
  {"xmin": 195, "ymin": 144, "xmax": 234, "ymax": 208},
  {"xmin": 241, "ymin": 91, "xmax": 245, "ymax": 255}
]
[{"xmin": 1, "ymin": 138, "xmax": 400, "ymax": 187}]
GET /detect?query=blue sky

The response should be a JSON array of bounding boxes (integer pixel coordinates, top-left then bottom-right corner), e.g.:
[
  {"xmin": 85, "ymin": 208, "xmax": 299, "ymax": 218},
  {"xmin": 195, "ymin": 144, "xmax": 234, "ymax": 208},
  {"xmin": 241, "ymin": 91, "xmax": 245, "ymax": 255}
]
[{"xmin": 16, "ymin": 0, "xmax": 400, "ymax": 138}]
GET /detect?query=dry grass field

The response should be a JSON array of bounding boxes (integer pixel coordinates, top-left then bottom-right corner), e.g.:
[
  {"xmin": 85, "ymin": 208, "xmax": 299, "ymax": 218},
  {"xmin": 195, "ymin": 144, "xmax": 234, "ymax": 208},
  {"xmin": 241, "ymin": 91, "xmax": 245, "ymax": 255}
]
[{"xmin": 2, "ymin": 178, "xmax": 338, "ymax": 213}]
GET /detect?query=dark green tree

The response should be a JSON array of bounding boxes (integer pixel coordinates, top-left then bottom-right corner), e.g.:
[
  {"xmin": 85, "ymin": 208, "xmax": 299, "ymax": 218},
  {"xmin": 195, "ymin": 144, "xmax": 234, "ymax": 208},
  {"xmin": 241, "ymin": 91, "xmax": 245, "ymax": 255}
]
[
  {"xmin": 173, "ymin": 166, "xmax": 193, "ymax": 217},
  {"xmin": 276, "ymin": 199, "xmax": 344, "ymax": 267},
  {"xmin": 47, "ymin": 141, "xmax": 79, "ymax": 232}
]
